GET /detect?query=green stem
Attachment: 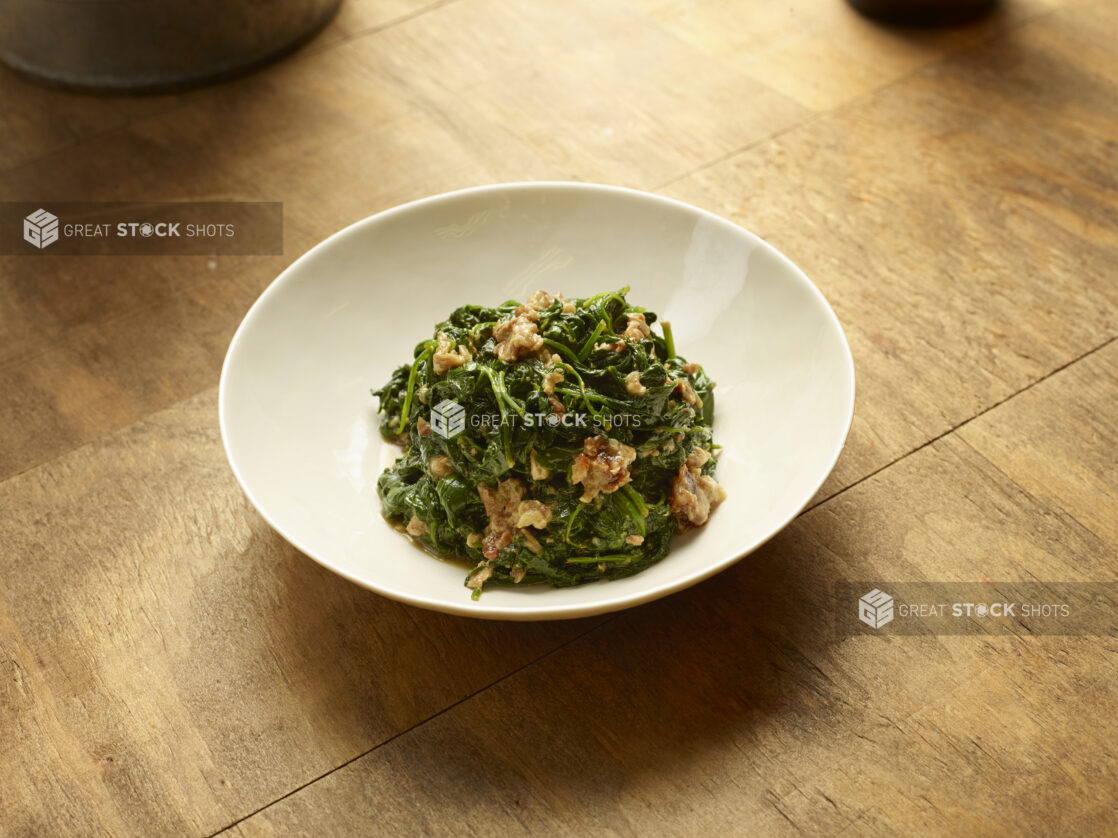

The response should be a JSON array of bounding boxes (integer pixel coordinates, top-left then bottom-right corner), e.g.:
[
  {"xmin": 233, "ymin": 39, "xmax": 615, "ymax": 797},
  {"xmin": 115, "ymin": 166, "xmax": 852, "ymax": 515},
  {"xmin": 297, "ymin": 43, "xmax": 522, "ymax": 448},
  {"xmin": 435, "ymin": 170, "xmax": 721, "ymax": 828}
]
[
  {"xmin": 555, "ymin": 365, "xmax": 603, "ymax": 419},
  {"xmin": 616, "ymin": 489, "xmax": 646, "ymax": 537},
  {"xmin": 469, "ymin": 320, "xmax": 496, "ymax": 344},
  {"xmin": 662, "ymin": 321, "xmax": 676, "ymax": 359},
  {"xmin": 481, "ymin": 367, "xmax": 526, "ymax": 420},
  {"xmin": 396, "ymin": 346, "xmax": 432, "ymax": 434},
  {"xmin": 577, "ymin": 320, "xmax": 608, "ymax": 360},
  {"xmin": 564, "ymin": 502, "xmax": 583, "ymax": 548},
  {"xmin": 621, "ymin": 484, "xmax": 648, "ymax": 517},
  {"xmin": 479, "ymin": 367, "xmax": 515, "ymax": 467},
  {"xmin": 500, "ymin": 425, "xmax": 514, "ymax": 469},
  {"xmin": 554, "ymin": 387, "xmax": 629, "ymax": 411},
  {"xmin": 497, "ymin": 370, "xmax": 527, "ymax": 419},
  {"xmin": 583, "ymin": 290, "xmax": 628, "ymax": 315},
  {"xmin": 566, "ymin": 554, "xmax": 633, "ymax": 565},
  {"xmin": 541, "ymin": 338, "xmax": 580, "ymax": 366}
]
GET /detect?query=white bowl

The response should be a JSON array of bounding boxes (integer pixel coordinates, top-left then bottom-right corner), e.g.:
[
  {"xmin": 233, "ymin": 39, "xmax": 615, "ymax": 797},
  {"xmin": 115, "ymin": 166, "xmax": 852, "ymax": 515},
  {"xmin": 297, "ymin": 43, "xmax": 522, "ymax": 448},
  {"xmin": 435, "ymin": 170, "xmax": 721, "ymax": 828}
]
[{"xmin": 220, "ymin": 183, "xmax": 854, "ymax": 620}]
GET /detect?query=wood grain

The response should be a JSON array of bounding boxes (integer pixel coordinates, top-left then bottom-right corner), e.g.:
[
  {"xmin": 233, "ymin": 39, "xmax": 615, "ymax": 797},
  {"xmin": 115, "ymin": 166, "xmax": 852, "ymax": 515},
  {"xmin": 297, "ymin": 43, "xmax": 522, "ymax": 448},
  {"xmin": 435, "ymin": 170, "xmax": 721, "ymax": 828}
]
[
  {"xmin": 625, "ymin": 0, "xmax": 1072, "ymax": 111},
  {"xmin": 0, "ymin": 389, "xmax": 603, "ymax": 835},
  {"xmin": 0, "ymin": 0, "xmax": 806, "ymax": 481},
  {"xmin": 2, "ymin": 0, "xmax": 1113, "ymax": 491},
  {"xmin": 664, "ymin": 2, "xmax": 1118, "ymax": 497},
  {"xmin": 227, "ymin": 339, "xmax": 1118, "ymax": 838}
]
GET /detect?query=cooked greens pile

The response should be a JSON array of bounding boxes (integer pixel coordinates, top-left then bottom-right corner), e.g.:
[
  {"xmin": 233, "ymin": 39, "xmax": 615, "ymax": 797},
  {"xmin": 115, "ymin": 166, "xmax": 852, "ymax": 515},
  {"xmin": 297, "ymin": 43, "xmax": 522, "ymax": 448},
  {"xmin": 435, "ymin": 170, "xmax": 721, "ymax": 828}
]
[{"xmin": 373, "ymin": 288, "xmax": 725, "ymax": 598}]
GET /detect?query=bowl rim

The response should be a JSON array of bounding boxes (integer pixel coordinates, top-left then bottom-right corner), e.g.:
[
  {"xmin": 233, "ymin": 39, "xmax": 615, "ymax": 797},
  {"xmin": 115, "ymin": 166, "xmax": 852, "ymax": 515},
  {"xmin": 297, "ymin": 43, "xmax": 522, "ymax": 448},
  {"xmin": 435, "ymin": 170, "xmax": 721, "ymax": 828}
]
[{"xmin": 219, "ymin": 181, "xmax": 856, "ymax": 620}]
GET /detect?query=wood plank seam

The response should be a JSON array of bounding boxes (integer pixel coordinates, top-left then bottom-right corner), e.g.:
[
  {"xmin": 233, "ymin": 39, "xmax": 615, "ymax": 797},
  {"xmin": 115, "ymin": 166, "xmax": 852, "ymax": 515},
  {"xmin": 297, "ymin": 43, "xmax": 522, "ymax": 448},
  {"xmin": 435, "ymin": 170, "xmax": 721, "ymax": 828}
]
[
  {"xmin": 651, "ymin": 0, "xmax": 1070, "ymax": 194},
  {"xmin": 301, "ymin": 0, "xmax": 466, "ymax": 60},
  {"xmin": 0, "ymin": 0, "xmax": 1104, "ymax": 484},
  {"xmin": 198, "ymin": 335, "xmax": 1116, "ymax": 837},
  {"xmin": 198, "ymin": 615, "xmax": 618, "ymax": 838},
  {"xmin": 801, "ymin": 334, "xmax": 1117, "ymax": 517}
]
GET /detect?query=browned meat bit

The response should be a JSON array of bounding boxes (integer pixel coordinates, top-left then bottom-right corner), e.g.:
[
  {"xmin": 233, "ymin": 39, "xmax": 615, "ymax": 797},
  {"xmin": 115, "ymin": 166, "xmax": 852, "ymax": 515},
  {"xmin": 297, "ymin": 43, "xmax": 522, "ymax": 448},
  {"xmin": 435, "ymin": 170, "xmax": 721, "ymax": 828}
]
[
  {"xmin": 432, "ymin": 332, "xmax": 473, "ymax": 374},
  {"xmin": 519, "ymin": 530, "xmax": 542, "ymax": 555},
  {"xmin": 477, "ymin": 478, "xmax": 525, "ymax": 559},
  {"xmin": 625, "ymin": 534, "xmax": 645, "ymax": 546},
  {"xmin": 542, "ymin": 368, "xmax": 564, "ymax": 394},
  {"xmin": 428, "ymin": 455, "xmax": 454, "ymax": 481},
  {"xmin": 673, "ymin": 377, "xmax": 701, "ymax": 408},
  {"xmin": 516, "ymin": 499, "xmax": 553, "ymax": 529},
  {"xmin": 622, "ymin": 312, "xmax": 651, "ymax": 341},
  {"xmin": 492, "ymin": 310, "xmax": 543, "ymax": 362},
  {"xmin": 669, "ymin": 452, "xmax": 726, "ymax": 528},
  {"xmin": 624, "ymin": 370, "xmax": 646, "ymax": 396},
  {"xmin": 557, "ymin": 293, "xmax": 577, "ymax": 313},
  {"xmin": 529, "ymin": 450, "xmax": 552, "ymax": 481},
  {"xmin": 466, "ymin": 563, "xmax": 493, "ymax": 590},
  {"xmin": 595, "ymin": 340, "xmax": 626, "ymax": 353},
  {"xmin": 547, "ymin": 394, "xmax": 566, "ymax": 416},
  {"xmin": 518, "ymin": 290, "xmax": 554, "ymax": 312},
  {"xmin": 682, "ymin": 362, "xmax": 700, "ymax": 375},
  {"xmin": 686, "ymin": 446, "xmax": 711, "ymax": 470},
  {"xmin": 477, "ymin": 479, "xmax": 553, "ymax": 563},
  {"xmin": 416, "ymin": 416, "xmax": 432, "ymax": 436},
  {"xmin": 570, "ymin": 436, "xmax": 638, "ymax": 502},
  {"xmin": 405, "ymin": 515, "xmax": 428, "ymax": 537}
]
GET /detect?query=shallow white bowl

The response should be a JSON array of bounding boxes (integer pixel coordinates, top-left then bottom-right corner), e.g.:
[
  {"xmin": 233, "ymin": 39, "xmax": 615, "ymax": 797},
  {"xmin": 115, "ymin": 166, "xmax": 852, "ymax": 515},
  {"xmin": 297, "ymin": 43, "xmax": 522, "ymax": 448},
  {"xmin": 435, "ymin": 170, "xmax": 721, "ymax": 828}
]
[{"xmin": 220, "ymin": 183, "xmax": 854, "ymax": 620}]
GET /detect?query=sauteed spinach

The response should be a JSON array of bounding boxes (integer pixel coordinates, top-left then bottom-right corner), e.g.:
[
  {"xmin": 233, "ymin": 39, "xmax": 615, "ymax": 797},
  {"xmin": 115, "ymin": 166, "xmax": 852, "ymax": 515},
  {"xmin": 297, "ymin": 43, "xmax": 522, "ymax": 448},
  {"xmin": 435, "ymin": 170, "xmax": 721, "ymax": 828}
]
[{"xmin": 373, "ymin": 289, "xmax": 725, "ymax": 598}]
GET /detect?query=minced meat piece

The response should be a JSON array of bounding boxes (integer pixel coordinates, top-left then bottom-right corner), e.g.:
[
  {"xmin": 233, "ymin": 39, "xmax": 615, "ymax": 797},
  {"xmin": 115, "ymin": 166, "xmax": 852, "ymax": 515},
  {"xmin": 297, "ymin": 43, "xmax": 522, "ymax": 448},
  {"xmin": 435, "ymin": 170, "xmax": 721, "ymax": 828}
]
[
  {"xmin": 466, "ymin": 563, "xmax": 493, "ymax": 590},
  {"xmin": 673, "ymin": 377, "xmax": 701, "ymax": 408},
  {"xmin": 669, "ymin": 461, "xmax": 726, "ymax": 528},
  {"xmin": 625, "ymin": 370, "xmax": 646, "ymax": 395},
  {"xmin": 516, "ymin": 499, "xmax": 552, "ymax": 529},
  {"xmin": 493, "ymin": 311, "xmax": 543, "ymax": 362},
  {"xmin": 429, "ymin": 455, "xmax": 454, "ymax": 481},
  {"xmin": 432, "ymin": 332, "xmax": 472, "ymax": 374},
  {"xmin": 542, "ymin": 369, "xmax": 564, "ymax": 394},
  {"xmin": 595, "ymin": 340, "xmax": 626, "ymax": 353},
  {"xmin": 519, "ymin": 290, "xmax": 554, "ymax": 312},
  {"xmin": 686, "ymin": 446, "xmax": 711, "ymax": 470},
  {"xmin": 477, "ymin": 478, "xmax": 525, "ymax": 559},
  {"xmin": 519, "ymin": 529, "xmax": 542, "ymax": 555},
  {"xmin": 529, "ymin": 450, "xmax": 552, "ymax": 481},
  {"xmin": 622, "ymin": 312, "xmax": 651, "ymax": 341},
  {"xmin": 570, "ymin": 436, "xmax": 637, "ymax": 503}
]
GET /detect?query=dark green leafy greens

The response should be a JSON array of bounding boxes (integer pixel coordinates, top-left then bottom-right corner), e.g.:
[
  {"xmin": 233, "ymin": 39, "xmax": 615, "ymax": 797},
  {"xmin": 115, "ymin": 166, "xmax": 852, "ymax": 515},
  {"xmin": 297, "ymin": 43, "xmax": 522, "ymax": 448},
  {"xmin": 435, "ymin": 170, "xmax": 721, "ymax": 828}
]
[{"xmin": 372, "ymin": 288, "xmax": 725, "ymax": 598}]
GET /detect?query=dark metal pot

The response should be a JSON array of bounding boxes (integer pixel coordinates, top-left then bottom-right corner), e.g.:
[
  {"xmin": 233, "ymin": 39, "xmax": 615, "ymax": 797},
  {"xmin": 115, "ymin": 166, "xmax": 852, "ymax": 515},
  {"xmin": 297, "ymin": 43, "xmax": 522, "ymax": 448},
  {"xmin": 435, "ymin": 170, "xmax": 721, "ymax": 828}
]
[{"xmin": 0, "ymin": 0, "xmax": 343, "ymax": 92}]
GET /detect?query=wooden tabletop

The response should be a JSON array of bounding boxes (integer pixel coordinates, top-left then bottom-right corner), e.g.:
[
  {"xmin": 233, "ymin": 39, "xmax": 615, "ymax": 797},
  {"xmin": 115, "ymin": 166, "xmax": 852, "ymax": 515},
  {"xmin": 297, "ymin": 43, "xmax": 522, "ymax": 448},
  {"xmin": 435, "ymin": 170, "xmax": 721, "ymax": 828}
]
[{"xmin": 3, "ymin": 0, "xmax": 1117, "ymax": 834}]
